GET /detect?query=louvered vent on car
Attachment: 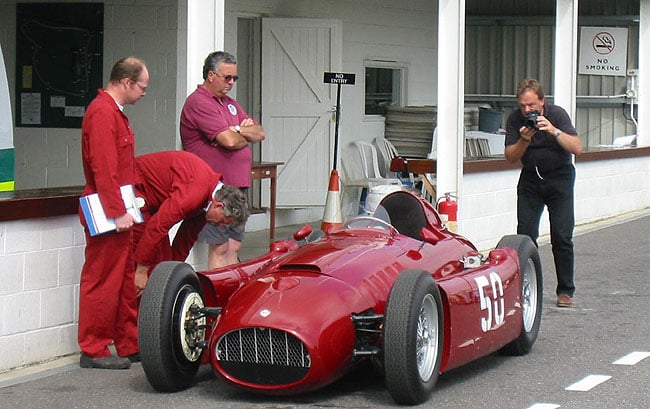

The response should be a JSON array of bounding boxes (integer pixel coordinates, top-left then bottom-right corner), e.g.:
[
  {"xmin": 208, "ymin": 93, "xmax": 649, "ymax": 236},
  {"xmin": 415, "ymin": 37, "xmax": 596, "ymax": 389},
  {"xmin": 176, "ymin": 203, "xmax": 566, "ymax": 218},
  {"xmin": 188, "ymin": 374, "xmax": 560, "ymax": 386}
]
[{"xmin": 216, "ymin": 327, "xmax": 311, "ymax": 385}]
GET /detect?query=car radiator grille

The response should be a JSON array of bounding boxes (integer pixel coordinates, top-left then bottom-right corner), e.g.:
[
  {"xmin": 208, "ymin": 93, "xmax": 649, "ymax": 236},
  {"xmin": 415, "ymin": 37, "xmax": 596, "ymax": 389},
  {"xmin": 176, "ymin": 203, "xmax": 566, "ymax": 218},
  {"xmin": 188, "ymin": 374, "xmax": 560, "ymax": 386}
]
[{"xmin": 216, "ymin": 327, "xmax": 311, "ymax": 385}]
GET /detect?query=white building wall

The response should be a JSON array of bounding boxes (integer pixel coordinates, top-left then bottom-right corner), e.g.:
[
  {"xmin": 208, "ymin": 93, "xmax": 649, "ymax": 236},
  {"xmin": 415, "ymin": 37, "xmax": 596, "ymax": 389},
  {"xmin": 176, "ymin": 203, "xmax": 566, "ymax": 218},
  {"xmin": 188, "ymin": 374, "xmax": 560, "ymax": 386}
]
[
  {"xmin": 461, "ymin": 156, "xmax": 650, "ymax": 251},
  {"xmin": 0, "ymin": 215, "xmax": 84, "ymax": 372},
  {"xmin": 226, "ymin": 0, "xmax": 438, "ymax": 150},
  {"xmin": 2, "ymin": 0, "xmax": 439, "ymax": 191},
  {"xmin": 1, "ymin": 0, "xmax": 179, "ymax": 190},
  {"xmin": 460, "ymin": 169, "xmax": 520, "ymax": 251}
]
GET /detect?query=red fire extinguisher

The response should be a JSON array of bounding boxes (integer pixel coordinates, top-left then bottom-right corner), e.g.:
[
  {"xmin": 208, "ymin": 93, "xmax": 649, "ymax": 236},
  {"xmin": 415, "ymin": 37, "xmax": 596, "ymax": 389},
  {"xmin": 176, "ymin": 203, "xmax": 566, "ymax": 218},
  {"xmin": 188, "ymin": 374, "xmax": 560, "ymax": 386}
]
[{"xmin": 437, "ymin": 193, "xmax": 458, "ymax": 232}]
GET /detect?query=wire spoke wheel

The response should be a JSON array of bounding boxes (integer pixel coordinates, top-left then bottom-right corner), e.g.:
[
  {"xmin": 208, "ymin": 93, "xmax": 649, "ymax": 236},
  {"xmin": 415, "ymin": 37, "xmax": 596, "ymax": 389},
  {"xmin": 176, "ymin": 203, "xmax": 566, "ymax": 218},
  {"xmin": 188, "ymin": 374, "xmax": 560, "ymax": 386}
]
[
  {"xmin": 496, "ymin": 235, "xmax": 543, "ymax": 355},
  {"xmin": 416, "ymin": 293, "xmax": 438, "ymax": 380},
  {"xmin": 521, "ymin": 258, "xmax": 538, "ymax": 332}
]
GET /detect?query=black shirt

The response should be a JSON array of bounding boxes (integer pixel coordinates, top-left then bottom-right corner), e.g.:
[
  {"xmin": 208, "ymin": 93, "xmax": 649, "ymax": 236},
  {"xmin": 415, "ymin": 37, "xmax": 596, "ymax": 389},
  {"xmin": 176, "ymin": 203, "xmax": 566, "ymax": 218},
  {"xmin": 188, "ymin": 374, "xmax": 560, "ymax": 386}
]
[{"xmin": 505, "ymin": 103, "xmax": 577, "ymax": 174}]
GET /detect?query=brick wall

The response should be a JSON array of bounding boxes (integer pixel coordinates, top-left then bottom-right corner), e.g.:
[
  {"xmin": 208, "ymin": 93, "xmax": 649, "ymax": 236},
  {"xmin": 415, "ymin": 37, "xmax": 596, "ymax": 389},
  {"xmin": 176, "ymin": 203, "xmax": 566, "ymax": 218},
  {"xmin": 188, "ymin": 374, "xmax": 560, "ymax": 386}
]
[
  {"xmin": 460, "ymin": 156, "xmax": 650, "ymax": 251},
  {"xmin": 0, "ymin": 215, "xmax": 85, "ymax": 372}
]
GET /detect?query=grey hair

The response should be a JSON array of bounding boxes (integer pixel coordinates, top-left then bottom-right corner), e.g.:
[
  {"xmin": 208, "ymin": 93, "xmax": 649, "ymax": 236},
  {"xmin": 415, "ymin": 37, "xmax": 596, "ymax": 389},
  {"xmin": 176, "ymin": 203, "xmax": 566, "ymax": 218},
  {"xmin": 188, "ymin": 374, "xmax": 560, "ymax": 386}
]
[
  {"xmin": 214, "ymin": 184, "xmax": 250, "ymax": 225},
  {"xmin": 202, "ymin": 51, "xmax": 237, "ymax": 80}
]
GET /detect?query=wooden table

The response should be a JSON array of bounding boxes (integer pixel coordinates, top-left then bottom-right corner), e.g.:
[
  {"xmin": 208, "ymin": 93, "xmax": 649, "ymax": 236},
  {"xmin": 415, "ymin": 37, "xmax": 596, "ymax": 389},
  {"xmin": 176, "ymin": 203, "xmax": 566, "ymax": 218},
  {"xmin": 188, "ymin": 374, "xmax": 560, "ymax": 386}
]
[
  {"xmin": 251, "ymin": 162, "xmax": 283, "ymax": 240},
  {"xmin": 389, "ymin": 155, "xmax": 520, "ymax": 174},
  {"xmin": 390, "ymin": 157, "xmax": 436, "ymax": 175}
]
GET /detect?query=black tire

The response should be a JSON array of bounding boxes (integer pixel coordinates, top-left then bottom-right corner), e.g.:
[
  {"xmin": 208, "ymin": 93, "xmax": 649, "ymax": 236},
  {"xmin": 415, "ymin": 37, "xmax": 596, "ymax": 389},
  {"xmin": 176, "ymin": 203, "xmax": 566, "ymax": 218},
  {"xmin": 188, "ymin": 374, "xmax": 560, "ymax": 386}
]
[
  {"xmin": 138, "ymin": 261, "xmax": 206, "ymax": 391},
  {"xmin": 496, "ymin": 235, "xmax": 543, "ymax": 355},
  {"xmin": 384, "ymin": 270, "xmax": 444, "ymax": 405}
]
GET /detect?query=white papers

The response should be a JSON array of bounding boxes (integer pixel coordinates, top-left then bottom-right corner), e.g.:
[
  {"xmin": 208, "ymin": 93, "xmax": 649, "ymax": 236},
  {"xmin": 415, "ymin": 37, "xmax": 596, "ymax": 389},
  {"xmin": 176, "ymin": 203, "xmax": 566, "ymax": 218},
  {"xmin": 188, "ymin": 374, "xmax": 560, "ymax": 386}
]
[
  {"xmin": 79, "ymin": 184, "xmax": 144, "ymax": 236},
  {"xmin": 612, "ymin": 134, "xmax": 636, "ymax": 146},
  {"xmin": 597, "ymin": 134, "xmax": 636, "ymax": 148}
]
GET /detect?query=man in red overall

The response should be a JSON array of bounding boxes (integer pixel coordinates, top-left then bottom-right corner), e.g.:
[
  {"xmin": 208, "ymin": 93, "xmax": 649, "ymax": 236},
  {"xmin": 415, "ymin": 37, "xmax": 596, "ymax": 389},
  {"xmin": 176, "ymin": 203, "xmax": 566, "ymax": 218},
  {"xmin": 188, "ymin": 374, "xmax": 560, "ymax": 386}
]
[
  {"xmin": 78, "ymin": 57, "xmax": 149, "ymax": 369},
  {"xmin": 131, "ymin": 151, "xmax": 250, "ymax": 296}
]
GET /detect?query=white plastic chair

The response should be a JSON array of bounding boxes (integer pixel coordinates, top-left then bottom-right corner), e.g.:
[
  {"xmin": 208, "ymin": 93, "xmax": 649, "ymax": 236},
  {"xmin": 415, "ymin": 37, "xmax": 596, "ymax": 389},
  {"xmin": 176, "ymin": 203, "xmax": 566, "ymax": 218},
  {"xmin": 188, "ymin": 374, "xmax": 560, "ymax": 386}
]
[
  {"xmin": 351, "ymin": 141, "xmax": 403, "ymax": 187},
  {"xmin": 374, "ymin": 137, "xmax": 418, "ymax": 189},
  {"xmin": 343, "ymin": 141, "xmax": 402, "ymax": 214},
  {"xmin": 373, "ymin": 137, "xmax": 400, "ymax": 178}
]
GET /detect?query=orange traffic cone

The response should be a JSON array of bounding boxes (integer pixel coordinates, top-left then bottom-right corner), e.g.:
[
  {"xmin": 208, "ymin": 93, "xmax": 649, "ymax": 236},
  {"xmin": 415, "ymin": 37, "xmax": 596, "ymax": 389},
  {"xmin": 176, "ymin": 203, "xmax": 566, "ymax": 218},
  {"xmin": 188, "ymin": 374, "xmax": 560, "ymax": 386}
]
[{"xmin": 321, "ymin": 169, "xmax": 343, "ymax": 234}]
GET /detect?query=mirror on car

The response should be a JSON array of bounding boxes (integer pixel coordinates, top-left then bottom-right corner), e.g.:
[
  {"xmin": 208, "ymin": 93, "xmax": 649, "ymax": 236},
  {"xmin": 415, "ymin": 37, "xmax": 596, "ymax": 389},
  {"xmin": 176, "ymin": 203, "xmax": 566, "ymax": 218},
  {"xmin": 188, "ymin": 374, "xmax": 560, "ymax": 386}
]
[{"xmin": 293, "ymin": 224, "xmax": 314, "ymax": 241}]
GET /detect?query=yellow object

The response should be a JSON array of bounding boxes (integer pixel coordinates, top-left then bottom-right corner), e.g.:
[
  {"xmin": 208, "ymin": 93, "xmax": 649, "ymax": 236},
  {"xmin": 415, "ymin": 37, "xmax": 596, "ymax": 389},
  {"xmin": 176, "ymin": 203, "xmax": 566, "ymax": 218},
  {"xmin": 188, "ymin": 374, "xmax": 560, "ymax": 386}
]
[
  {"xmin": 22, "ymin": 66, "xmax": 33, "ymax": 88},
  {"xmin": 0, "ymin": 180, "xmax": 14, "ymax": 192}
]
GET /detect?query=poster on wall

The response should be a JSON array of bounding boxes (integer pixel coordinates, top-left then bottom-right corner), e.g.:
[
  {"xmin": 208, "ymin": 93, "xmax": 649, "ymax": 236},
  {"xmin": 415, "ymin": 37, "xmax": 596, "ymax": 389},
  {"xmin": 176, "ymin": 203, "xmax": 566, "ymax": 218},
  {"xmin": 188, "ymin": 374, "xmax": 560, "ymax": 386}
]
[
  {"xmin": 15, "ymin": 3, "xmax": 103, "ymax": 128},
  {"xmin": 578, "ymin": 26, "xmax": 628, "ymax": 77}
]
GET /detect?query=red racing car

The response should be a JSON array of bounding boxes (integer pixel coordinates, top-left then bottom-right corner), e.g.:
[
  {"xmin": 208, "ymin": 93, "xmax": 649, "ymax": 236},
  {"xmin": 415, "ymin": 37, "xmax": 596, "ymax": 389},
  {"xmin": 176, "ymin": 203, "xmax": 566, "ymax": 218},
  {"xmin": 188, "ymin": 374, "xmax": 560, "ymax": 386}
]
[{"xmin": 138, "ymin": 190, "xmax": 543, "ymax": 405}]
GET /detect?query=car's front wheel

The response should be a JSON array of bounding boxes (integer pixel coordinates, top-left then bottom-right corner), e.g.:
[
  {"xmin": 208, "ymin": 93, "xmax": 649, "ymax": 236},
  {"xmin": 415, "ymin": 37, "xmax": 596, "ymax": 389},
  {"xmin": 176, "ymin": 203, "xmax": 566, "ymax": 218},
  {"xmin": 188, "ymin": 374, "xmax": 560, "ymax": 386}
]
[
  {"xmin": 383, "ymin": 269, "xmax": 443, "ymax": 405},
  {"xmin": 496, "ymin": 234, "xmax": 543, "ymax": 355},
  {"xmin": 138, "ymin": 261, "xmax": 206, "ymax": 391}
]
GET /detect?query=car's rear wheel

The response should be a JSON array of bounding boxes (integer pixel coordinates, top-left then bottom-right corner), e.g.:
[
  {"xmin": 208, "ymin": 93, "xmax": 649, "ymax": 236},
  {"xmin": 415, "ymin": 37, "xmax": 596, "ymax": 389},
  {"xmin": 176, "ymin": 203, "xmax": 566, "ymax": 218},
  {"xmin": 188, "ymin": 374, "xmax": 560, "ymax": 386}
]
[
  {"xmin": 384, "ymin": 270, "xmax": 443, "ymax": 405},
  {"xmin": 496, "ymin": 234, "xmax": 543, "ymax": 355},
  {"xmin": 138, "ymin": 261, "xmax": 206, "ymax": 391}
]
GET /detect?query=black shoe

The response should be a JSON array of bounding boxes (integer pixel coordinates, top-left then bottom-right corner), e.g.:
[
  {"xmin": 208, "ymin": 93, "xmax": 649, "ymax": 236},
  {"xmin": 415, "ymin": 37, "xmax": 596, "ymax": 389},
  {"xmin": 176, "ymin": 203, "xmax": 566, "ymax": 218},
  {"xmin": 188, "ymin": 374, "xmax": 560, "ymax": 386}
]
[
  {"xmin": 80, "ymin": 353, "xmax": 131, "ymax": 369},
  {"xmin": 126, "ymin": 353, "xmax": 140, "ymax": 363}
]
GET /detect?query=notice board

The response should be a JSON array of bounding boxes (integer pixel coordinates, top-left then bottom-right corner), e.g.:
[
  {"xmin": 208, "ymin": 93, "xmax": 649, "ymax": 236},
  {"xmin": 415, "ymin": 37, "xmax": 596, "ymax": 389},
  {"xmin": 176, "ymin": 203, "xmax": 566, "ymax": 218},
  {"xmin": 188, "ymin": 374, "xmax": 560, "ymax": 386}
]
[{"xmin": 16, "ymin": 3, "xmax": 103, "ymax": 128}]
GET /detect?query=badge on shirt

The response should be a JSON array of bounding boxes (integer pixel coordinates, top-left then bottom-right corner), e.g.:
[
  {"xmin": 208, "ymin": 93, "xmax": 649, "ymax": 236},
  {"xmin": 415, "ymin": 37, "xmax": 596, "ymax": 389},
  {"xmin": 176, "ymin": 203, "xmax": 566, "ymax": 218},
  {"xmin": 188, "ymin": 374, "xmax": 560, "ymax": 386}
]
[{"xmin": 228, "ymin": 104, "xmax": 238, "ymax": 116}]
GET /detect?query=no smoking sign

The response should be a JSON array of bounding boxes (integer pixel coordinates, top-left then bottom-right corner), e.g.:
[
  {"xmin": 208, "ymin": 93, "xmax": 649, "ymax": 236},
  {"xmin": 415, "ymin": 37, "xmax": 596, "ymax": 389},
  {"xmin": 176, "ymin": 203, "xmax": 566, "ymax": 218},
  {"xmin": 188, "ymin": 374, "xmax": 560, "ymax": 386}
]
[
  {"xmin": 579, "ymin": 26, "xmax": 628, "ymax": 76},
  {"xmin": 592, "ymin": 32, "xmax": 615, "ymax": 55}
]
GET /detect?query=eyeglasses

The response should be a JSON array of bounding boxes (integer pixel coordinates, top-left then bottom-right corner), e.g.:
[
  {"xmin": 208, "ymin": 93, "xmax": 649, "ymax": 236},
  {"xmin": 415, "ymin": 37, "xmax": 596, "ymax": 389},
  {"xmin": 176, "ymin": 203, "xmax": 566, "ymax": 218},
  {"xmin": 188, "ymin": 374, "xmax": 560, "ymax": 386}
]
[
  {"xmin": 213, "ymin": 72, "xmax": 239, "ymax": 83},
  {"xmin": 126, "ymin": 77, "xmax": 147, "ymax": 94},
  {"xmin": 134, "ymin": 81, "xmax": 148, "ymax": 93}
]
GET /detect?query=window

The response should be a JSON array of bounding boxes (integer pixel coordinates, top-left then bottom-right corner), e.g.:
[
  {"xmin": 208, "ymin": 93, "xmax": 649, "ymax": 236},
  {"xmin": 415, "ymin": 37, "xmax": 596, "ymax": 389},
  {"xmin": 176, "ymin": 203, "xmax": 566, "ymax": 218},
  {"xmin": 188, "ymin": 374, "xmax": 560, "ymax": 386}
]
[{"xmin": 364, "ymin": 62, "xmax": 406, "ymax": 115}]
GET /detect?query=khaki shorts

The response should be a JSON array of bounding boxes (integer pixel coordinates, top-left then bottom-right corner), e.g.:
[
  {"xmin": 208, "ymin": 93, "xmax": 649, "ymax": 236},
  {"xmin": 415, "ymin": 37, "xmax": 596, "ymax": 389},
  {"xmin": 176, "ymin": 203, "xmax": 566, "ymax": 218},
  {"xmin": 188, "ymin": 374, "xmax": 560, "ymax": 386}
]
[{"xmin": 198, "ymin": 220, "xmax": 246, "ymax": 245}]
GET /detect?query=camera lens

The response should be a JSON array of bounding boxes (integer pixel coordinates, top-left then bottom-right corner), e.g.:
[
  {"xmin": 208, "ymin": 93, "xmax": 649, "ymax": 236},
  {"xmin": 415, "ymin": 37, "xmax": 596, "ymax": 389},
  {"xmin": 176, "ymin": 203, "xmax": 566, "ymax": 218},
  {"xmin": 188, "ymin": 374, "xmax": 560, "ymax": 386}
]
[{"xmin": 525, "ymin": 111, "xmax": 539, "ymax": 128}]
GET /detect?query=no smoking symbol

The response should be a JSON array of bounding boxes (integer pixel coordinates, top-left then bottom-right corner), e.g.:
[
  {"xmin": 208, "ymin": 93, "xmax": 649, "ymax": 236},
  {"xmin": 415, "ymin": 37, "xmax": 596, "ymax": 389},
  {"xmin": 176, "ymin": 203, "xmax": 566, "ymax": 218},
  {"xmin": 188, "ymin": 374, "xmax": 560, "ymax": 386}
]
[{"xmin": 592, "ymin": 32, "xmax": 615, "ymax": 55}]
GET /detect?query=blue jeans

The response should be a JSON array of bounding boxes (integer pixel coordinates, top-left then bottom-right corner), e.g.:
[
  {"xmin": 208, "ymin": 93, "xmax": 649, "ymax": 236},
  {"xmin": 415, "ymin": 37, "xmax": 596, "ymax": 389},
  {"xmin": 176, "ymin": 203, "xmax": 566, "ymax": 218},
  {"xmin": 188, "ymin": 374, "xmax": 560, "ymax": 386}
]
[{"xmin": 517, "ymin": 164, "xmax": 575, "ymax": 296}]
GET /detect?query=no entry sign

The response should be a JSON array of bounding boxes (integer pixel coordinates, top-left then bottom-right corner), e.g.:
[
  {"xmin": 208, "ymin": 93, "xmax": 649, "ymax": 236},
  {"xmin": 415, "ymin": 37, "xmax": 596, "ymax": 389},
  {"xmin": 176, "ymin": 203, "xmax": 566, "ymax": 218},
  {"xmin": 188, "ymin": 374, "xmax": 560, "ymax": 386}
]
[
  {"xmin": 323, "ymin": 72, "xmax": 356, "ymax": 171},
  {"xmin": 323, "ymin": 72, "xmax": 356, "ymax": 85}
]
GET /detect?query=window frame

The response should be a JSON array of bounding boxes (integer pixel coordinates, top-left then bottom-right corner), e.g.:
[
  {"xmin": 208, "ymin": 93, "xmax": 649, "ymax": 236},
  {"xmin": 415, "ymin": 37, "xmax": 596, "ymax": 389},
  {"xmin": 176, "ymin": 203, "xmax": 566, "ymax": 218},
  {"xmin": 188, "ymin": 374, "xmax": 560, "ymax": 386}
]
[{"xmin": 363, "ymin": 59, "xmax": 408, "ymax": 118}]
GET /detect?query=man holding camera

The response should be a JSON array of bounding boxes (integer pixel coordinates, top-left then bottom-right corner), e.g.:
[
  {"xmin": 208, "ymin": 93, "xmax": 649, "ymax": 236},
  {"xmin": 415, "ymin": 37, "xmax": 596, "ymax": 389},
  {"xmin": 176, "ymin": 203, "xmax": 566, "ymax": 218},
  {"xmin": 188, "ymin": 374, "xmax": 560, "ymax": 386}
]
[{"xmin": 505, "ymin": 78, "xmax": 582, "ymax": 308}]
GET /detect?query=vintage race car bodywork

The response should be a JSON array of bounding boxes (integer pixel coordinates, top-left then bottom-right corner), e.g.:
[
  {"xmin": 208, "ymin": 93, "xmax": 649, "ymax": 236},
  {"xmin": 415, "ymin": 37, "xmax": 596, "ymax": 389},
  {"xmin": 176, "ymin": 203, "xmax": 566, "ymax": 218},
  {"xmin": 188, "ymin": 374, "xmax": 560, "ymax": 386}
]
[{"xmin": 139, "ymin": 191, "xmax": 543, "ymax": 405}]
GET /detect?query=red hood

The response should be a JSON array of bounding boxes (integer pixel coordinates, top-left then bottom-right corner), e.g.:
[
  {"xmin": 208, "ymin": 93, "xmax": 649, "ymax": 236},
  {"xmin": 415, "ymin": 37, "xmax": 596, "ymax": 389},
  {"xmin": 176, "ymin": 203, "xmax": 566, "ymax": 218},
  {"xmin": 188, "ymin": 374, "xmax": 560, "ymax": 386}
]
[{"xmin": 264, "ymin": 229, "xmax": 406, "ymax": 280}]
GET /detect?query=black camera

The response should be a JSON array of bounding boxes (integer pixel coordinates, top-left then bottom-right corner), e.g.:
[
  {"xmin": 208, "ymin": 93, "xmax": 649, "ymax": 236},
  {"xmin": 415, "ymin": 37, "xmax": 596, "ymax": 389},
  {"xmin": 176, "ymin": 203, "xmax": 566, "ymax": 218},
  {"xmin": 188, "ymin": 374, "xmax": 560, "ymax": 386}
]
[{"xmin": 525, "ymin": 111, "xmax": 540, "ymax": 128}]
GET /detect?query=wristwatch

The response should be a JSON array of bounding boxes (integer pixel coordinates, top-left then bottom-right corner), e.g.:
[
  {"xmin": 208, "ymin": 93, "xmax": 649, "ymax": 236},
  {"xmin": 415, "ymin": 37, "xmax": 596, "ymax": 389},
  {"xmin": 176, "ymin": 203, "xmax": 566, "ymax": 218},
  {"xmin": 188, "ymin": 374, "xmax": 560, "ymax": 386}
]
[
  {"xmin": 234, "ymin": 125, "xmax": 241, "ymax": 133},
  {"xmin": 555, "ymin": 128, "xmax": 561, "ymax": 137}
]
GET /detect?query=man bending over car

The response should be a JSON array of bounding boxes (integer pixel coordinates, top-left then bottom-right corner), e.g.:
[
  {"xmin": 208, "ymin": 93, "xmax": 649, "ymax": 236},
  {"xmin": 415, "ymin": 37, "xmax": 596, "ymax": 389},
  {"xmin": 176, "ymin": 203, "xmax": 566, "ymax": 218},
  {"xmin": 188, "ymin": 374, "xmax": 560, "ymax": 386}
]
[{"xmin": 131, "ymin": 150, "xmax": 250, "ymax": 298}]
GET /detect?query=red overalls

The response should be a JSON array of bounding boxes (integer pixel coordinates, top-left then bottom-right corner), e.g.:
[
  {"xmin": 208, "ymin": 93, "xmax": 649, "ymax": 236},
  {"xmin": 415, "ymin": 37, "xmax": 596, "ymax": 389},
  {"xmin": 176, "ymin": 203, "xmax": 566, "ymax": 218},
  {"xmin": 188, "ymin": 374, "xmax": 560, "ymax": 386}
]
[{"xmin": 77, "ymin": 89, "xmax": 138, "ymax": 358}]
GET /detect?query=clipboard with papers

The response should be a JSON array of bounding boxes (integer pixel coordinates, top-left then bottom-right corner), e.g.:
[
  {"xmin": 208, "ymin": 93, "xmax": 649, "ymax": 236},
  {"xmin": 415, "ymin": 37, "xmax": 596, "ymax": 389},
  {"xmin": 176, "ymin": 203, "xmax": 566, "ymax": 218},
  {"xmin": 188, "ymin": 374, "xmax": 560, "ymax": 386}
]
[{"xmin": 79, "ymin": 184, "xmax": 144, "ymax": 236}]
